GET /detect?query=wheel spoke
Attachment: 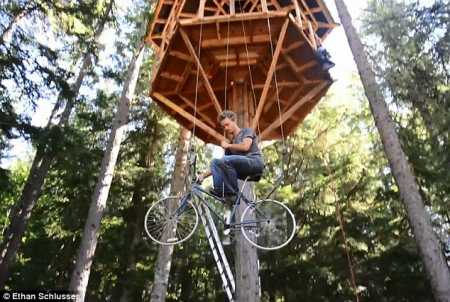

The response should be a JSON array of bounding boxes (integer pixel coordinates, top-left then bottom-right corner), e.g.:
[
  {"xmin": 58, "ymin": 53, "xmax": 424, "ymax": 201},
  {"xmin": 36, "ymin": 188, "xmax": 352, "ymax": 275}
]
[
  {"xmin": 241, "ymin": 199, "xmax": 296, "ymax": 250},
  {"xmin": 145, "ymin": 196, "xmax": 199, "ymax": 245}
]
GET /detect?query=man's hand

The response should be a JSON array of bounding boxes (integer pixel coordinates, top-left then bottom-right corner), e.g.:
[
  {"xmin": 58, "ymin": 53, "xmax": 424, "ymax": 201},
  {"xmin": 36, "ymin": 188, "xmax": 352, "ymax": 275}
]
[
  {"xmin": 196, "ymin": 171, "xmax": 211, "ymax": 184},
  {"xmin": 221, "ymin": 140, "xmax": 230, "ymax": 149},
  {"xmin": 196, "ymin": 174, "xmax": 204, "ymax": 184}
]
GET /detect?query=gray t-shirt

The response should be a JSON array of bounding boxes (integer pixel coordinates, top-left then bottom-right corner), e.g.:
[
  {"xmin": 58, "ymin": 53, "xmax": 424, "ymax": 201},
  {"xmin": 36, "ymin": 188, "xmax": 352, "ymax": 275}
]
[{"xmin": 226, "ymin": 128, "xmax": 262, "ymax": 157}]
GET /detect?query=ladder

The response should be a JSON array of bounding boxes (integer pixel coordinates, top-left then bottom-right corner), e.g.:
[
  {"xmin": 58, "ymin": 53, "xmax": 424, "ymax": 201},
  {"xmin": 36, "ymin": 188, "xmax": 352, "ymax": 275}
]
[{"xmin": 197, "ymin": 202, "xmax": 235, "ymax": 302}]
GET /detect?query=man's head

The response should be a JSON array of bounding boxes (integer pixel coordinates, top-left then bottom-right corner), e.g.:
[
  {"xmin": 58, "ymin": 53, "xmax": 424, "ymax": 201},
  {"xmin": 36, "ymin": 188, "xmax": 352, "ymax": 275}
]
[{"xmin": 217, "ymin": 110, "xmax": 238, "ymax": 135}]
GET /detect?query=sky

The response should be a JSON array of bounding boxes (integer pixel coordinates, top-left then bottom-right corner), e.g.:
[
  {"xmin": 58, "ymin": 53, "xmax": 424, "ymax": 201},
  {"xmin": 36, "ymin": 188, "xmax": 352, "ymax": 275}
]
[{"xmin": 1, "ymin": 0, "xmax": 370, "ymax": 169}]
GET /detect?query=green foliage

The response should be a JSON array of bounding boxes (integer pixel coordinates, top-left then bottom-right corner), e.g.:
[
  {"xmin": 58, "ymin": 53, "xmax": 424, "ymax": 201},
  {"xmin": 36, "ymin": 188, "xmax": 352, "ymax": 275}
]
[
  {"xmin": 0, "ymin": 0, "xmax": 447, "ymax": 300},
  {"xmin": 363, "ymin": 0, "xmax": 450, "ymax": 241}
]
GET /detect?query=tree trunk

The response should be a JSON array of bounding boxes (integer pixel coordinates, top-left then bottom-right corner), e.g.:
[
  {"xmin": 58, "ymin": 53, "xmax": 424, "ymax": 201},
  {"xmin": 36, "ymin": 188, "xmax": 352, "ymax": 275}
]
[
  {"xmin": 0, "ymin": 3, "xmax": 34, "ymax": 44},
  {"xmin": 231, "ymin": 81, "xmax": 260, "ymax": 302},
  {"xmin": 118, "ymin": 121, "xmax": 164, "ymax": 302},
  {"xmin": 118, "ymin": 185, "xmax": 146, "ymax": 302},
  {"xmin": 0, "ymin": 1, "xmax": 113, "ymax": 286},
  {"xmin": 68, "ymin": 38, "xmax": 146, "ymax": 301},
  {"xmin": 150, "ymin": 128, "xmax": 191, "ymax": 302},
  {"xmin": 334, "ymin": 1, "xmax": 450, "ymax": 301}
]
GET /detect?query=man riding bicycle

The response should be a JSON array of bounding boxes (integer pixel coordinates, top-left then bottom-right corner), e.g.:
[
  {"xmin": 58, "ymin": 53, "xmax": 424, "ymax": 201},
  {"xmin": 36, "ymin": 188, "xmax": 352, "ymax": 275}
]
[{"xmin": 198, "ymin": 110, "xmax": 265, "ymax": 199}]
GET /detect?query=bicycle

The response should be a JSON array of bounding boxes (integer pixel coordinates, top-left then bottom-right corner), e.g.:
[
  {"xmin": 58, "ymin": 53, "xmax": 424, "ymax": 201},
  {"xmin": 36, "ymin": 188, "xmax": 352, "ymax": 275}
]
[{"xmin": 144, "ymin": 174, "xmax": 296, "ymax": 251}]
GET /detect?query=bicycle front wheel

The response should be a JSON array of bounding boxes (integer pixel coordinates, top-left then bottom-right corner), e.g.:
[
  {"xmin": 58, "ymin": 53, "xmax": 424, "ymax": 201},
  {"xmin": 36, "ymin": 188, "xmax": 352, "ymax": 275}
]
[
  {"xmin": 144, "ymin": 196, "xmax": 199, "ymax": 245},
  {"xmin": 241, "ymin": 199, "xmax": 296, "ymax": 250}
]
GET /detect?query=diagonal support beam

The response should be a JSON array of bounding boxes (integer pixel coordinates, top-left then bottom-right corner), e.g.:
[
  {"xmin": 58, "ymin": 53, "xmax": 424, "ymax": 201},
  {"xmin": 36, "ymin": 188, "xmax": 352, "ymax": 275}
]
[
  {"xmin": 251, "ymin": 18, "xmax": 289, "ymax": 129},
  {"xmin": 152, "ymin": 92, "xmax": 225, "ymax": 143},
  {"xmin": 213, "ymin": 0, "xmax": 227, "ymax": 15},
  {"xmin": 176, "ymin": 62, "xmax": 193, "ymax": 93},
  {"xmin": 179, "ymin": 28, "xmax": 223, "ymax": 114},
  {"xmin": 260, "ymin": 81, "xmax": 329, "ymax": 139},
  {"xmin": 178, "ymin": 94, "xmax": 216, "ymax": 127}
]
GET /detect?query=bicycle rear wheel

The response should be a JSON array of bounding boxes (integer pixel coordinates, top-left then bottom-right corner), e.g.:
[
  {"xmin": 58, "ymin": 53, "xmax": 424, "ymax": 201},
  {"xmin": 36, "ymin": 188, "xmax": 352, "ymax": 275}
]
[
  {"xmin": 241, "ymin": 199, "xmax": 296, "ymax": 250},
  {"xmin": 144, "ymin": 196, "xmax": 198, "ymax": 245}
]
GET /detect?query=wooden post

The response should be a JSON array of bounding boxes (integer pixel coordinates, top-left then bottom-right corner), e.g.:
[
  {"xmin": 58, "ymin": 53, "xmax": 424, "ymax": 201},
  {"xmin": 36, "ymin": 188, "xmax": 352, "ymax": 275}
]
[
  {"xmin": 231, "ymin": 80, "xmax": 260, "ymax": 302},
  {"xmin": 230, "ymin": 0, "xmax": 236, "ymax": 15},
  {"xmin": 198, "ymin": 0, "xmax": 206, "ymax": 18},
  {"xmin": 261, "ymin": 0, "xmax": 268, "ymax": 12}
]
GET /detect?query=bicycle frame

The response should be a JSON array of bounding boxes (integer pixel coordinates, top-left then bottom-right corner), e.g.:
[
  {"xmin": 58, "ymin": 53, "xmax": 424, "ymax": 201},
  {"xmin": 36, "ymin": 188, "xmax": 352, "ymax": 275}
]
[{"xmin": 176, "ymin": 180, "xmax": 261, "ymax": 231}]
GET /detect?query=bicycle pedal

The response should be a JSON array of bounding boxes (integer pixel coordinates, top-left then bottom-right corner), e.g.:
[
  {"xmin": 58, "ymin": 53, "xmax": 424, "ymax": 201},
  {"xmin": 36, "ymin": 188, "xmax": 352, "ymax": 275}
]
[
  {"xmin": 167, "ymin": 237, "xmax": 178, "ymax": 243},
  {"xmin": 223, "ymin": 228, "xmax": 231, "ymax": 236}
]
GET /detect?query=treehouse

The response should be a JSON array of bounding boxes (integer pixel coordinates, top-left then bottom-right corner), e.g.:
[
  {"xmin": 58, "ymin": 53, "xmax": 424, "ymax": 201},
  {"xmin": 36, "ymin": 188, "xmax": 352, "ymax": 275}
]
[{"xmin": 146, "ymin": 0, "xmax": 337, "ymax": 143}]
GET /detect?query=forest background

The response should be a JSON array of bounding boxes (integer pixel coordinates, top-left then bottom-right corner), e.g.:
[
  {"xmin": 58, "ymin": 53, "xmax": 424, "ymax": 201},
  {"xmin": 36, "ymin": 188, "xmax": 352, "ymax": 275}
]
[{"xmin": 0, "ymin": 0, "xmax": 449, "ymax": 301}]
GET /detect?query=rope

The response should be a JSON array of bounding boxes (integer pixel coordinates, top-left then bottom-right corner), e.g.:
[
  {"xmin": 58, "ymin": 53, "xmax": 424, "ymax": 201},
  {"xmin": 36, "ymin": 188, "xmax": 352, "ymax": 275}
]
[
  {"xmin": 224, "ymin": 7, "xmax": 231, "ymax": 111},
  {"xmin": 219, "ymin": 3, "xmax": 232, "ymax": 198},
  {"xmin": 233, "ymin": 1, "xmax": 288, "ymax": 188},
  {"xmin": 186, "ymin": 20, "xmax": 204, "ymax": 185},
  {"xmin": 335, "ymin": 197, "xmax": 360, "ymax": 302},
  {"xmin": 263, "ymin": 6, "xmax": 288, "ymax": 182},
  {"xmin": 237, "ymin": 0, "xmax": 261, "ymax": 137},
  {"xmin": 326, "ymin": 159, "xmax": 360, "ymax": 302},
  {"xmin": 265, "ymin": 15, "xmax": 287, "ymax": 154}
]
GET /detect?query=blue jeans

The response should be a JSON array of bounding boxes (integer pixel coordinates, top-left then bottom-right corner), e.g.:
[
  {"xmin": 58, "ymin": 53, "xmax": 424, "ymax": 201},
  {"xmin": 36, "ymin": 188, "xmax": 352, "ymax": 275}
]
[{"xmin": 210, "ymin": 155, "xmax": 264, "ymax": 195}]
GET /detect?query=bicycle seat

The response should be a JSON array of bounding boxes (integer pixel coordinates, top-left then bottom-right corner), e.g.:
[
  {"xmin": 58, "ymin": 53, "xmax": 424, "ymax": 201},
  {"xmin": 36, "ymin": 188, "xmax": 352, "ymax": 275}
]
[{"xmin": 239, "ymin": 173, "xmax": 263, "ymax": 182}]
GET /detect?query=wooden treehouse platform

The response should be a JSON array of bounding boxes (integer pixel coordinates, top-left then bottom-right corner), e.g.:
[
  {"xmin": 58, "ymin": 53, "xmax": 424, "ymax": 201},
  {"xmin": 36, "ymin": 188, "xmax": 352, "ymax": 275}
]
[{"xmin": 146, "ymin": 0, "xmax": 337, "ymax": 144}]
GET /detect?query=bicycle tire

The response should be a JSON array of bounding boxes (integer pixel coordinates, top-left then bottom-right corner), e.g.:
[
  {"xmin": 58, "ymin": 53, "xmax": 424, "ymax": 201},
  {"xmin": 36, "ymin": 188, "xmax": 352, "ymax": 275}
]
[
  {"xmin": 241, "ymin": 199, "xmax": 296, "ymax": 250},
  {"xmin": 144, "ymin": 196, "xmax": 199, "ymax": 245}
]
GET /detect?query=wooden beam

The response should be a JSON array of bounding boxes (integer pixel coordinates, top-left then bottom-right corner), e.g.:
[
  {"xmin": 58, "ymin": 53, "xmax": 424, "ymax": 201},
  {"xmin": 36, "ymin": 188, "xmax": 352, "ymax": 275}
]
[
  {"xmin": 176, "ymin": 62, "xmax": 193, "ymax": 93},
  {"xmin": 261, "ymin": 0, "xmax": 268, "ymax": 12},
  {"xmin": 178, "ymin": 94, "xmax": 216, "ymax": 127},
  {"xmin": 179, "ymin": 10, "xmax": 289, "ymax": 26},
  {"xmin": 230, "ymin": 0, "xmax": 235, "ymax": 14},
  {"xmin": 308, "ymin": 21, "xmax": 317, "ymax": 49},
  {"xmin": 275, "ymin": 62, "xmax": 289, "ymax": 71},
  {"xmin": 213, "ymin": 0, "xmax": 227, "ymax": 15},
  {"xmin": 146, "ymin": 0, "xmax": 166, "ymax": 44},
  {"xmin": 279, "ymin": 52, "xmax": 304, "ymax": 85},
  {"xmin": 179, "ymin": 12, "xmax": 196, "ymax": 18},
  {"xmin": 202, "ymin": 33, "xmax": 270, "ymax": 48},
  {"xmin": 243, "ymin": 0, "xmax": 253, "ymax": 11},
  {"xmin": 260, "ymin": 81, "xmax": 329, "ymax": 139},
  {"xmin": 297, "ymin": 60, "xmax": 317, "ymax": 73},
  {"xmin": 152, "ymin": 92, "xmax": 225, "ymax": 143},
  {"xmin": 249, "ymin": 0, "xmax": 259, "ymax": 12},
  {"xmin": 289, "ymin": 13, "xmax": 315, "ymax": 48},
  {"xmin": 315, "ymin": 0, "xmax": 337, "ymax": 36},
  {"xmin": 253, "ymin": 81, "xmax": 299, "ymax": 89},
  {"xmin": 219, "ymin": 60, "xmax": 257, "ymax": 67},
  {"xmin": 300, "ymin": 0, "xmax": 318, "ymax": 27},
  {"xmin": 198, "ymin": 0, "xmax": 206, "ymax": 18},
  {"xmin": 251, "ymin": 18, "xmax": 289, "ymax": 129},
  {"xmin": 317, "ymin": 21, "xmax": 338, "ymax": 29},
  {"xmin": 269, "ymin": 0, "xmax": 281, "ymax": 10},
  {"xmin": 169, "ymin": 50, "xmax": 193, "ymax": 62},
  {"xmin": 215, "ymin": 21, "xmax": 221, "ymax": 39},
  {"xmin": 293, "ymin": 0, "xmax": 302, "ymax": 26},
  {"xmin": 161, "ymin": 72, "xmax": 183, "ymax": 82},
  {"xmin": 283, "ymin": 40, "xmax": 305, "ymax": 53},
  {"xmin": 179, "ymin": 28, "xmax": 223, "ymax": 114}
]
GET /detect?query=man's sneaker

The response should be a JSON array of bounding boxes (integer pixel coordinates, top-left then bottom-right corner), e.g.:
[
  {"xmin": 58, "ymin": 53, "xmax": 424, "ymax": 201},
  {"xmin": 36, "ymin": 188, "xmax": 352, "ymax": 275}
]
[
  {"xmin": 209, "ymin": 188, "xmax": 236, "ymax": 200},
  {"xmin": 208, "ymin": 188, "xmax": 224, "ymax": 199},
  {"xmin": 222, "ymin": 234, "xmax": 231, "ymax": 246},
  {"xmin": 223, "ymin": 196, "xmax": 236, "ymax": 207},
  {"xmin": 224, "ymin": 209, "xmax": 232, "ymax": 225}
]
